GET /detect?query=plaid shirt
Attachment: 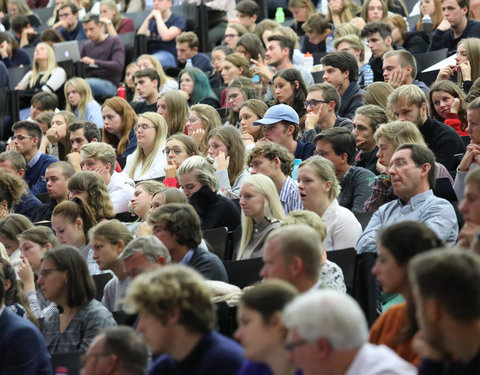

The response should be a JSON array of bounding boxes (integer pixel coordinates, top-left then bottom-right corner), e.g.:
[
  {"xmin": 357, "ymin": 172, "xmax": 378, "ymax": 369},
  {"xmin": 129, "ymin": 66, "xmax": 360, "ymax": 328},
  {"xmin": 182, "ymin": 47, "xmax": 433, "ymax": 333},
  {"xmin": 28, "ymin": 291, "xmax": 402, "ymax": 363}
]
[{"xmin": 42, "ymin": 299, "xmax": 116, "ymax": 354}]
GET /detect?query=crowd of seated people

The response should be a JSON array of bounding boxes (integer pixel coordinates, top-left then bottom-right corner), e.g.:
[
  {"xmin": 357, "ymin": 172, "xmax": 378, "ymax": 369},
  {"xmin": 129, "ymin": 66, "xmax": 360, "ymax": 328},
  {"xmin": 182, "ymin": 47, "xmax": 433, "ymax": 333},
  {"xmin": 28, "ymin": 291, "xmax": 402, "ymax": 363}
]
[{"xmin": 3, "ymin": 0, "xmax": 480, "ymax": 373}]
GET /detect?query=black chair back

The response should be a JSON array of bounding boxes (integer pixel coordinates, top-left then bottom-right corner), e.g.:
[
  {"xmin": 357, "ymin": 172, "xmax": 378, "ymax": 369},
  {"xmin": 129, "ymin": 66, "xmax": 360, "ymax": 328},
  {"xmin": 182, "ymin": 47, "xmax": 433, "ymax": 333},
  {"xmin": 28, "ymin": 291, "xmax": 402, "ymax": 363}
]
[
  {"xmin": 203, "ymin": 227, "xmax": 229, "ymax": 260},
  {"xmin": 223, "ymin": 257, "xmax": 263, "ymax": 289},
  {"xmin": 92, "ymin": 273, "xmax": 113, "ymax": 301},
  {"xmin": 327, "ymin": 248, "xmax": 357, "ymax": 296}
]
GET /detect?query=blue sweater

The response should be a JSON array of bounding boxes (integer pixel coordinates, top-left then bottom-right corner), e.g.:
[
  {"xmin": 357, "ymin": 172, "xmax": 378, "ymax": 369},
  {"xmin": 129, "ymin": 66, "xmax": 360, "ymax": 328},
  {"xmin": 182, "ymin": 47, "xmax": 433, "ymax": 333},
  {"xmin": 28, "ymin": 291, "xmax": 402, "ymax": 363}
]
[
  {"xmin": 149, "ymin": 331, "xmax": 243, "ymax": 375},
  {"xmin": 25, "ymin": 153, "xmax": 59, "ymax": 195}
]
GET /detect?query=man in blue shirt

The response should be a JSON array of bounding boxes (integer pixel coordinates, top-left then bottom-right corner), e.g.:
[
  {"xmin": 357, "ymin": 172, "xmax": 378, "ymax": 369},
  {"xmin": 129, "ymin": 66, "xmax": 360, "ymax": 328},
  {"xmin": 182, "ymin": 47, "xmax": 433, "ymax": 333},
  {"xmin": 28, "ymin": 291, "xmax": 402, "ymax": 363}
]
[
  {"xmin": 253, "ymin": 104, "xmax": 315, "ymax": 161},
  {"xmin": 52, "ymin": 3, "xmax": 87, "ymax": 41},
  {"xmin": 356, "ymin": 143, "xmax": 458, "ymax": 254},
  {"xmin": 124, "ymin": 265, "xmax": 244, "ymax": 375},
  {"xmin": 176, "ymin": 32, "xmax": 213, "ymax": 74}
]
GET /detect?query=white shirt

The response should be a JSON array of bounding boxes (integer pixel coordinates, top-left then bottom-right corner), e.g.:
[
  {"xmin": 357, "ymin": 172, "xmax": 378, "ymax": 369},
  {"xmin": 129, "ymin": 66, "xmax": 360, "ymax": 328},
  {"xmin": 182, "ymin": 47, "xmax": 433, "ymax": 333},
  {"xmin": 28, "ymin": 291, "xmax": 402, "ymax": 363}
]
[
  {"xmin": 107, "ymin": 171, "xmax": 135, "ymax": 214},
  {"xmin": 322, "ymin": 199, "xmax": 362, "ymax": 251},
  {"xmin": 124, "ymin": 143, "xmax": 167, "ymax": 181},
  {"xmin": 346, "ymin": 343, "xmax": 417, "ymax": 375}
]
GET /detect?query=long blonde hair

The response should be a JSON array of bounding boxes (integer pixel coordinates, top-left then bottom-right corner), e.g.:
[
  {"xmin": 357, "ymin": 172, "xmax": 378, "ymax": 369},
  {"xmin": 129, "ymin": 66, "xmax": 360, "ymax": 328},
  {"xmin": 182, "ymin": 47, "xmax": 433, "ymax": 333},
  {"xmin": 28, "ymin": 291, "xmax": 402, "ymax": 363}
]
[
  {"xmin": 137, "ymin": 54, "xmax": 174, "ymax": 88},
  {"xmin": 64, "ymin": 77, "xmax": 95, "ymax": 121},
  {"xmin": 158, "ymin": 90, "xmax": 188, "ymax": 135},
  {"xmin": 29, "ymin": 43, "xmax": 58, "ymax": 88},
  {"xmin": 457, "ymin": 38, "xmax": 480, "ymax": 88},
  {"xmin": 237, "ymin": 175, "xmax": 285, "ymax": 260},
  {"xmin": 190, "ymin": 104, "xmax": 222, "ymax": 155},
  {"xmin": 128, "ymin": 112, "xmax": 168, "ymax": 179}
]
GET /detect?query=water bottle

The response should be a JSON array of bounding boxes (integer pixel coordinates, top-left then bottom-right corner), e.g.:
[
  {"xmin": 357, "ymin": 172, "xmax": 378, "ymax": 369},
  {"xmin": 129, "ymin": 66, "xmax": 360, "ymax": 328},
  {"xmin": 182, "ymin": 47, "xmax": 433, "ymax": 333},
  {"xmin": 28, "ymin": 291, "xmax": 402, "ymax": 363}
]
[
  {"xmin": 303, "ymin": 52, "xmax": 313, "ymax": 71},
  {"xmin": 275, "ymin": 7, "xmax": 285, "ymax": 24},
  {"xmin": 326, "ymin": 34, "xmax": 334, "ymax": 53},
  {"xmin": 185, "ymin": 58, "xmax": 193, "ymax": 68},
  {"xmin": 364, "ymin": 64, "xmax": 374, "ymax": 87},
  {"xmin": 117, "ymin": 83, "xmax": 126, "ymax": 99},
  {"xmin": 292, "ymin": 159, "xmax": 302, "ymax": 181}
]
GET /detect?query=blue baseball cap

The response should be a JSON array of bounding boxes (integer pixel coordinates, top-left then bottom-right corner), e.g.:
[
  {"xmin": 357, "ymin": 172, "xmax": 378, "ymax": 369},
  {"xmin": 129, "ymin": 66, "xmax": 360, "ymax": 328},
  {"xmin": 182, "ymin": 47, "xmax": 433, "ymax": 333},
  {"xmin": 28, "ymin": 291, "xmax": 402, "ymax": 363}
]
[{"xmin": 253, "ymin": 104, "xmax": 299, "ymax": 126}]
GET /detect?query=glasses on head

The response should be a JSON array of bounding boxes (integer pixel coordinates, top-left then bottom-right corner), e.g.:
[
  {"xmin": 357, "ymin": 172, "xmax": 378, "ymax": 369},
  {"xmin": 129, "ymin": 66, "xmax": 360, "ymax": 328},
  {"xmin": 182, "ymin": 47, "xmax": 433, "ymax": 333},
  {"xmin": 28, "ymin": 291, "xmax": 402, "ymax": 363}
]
[
  {"xmin": 163, "ymin": 147, "xmax": 185, "ymax": 155},
  {"xmin": 12, "ymin": 134, "xmax": 33, "ymax": 141},
  {"xmin": 304, "ymin": 99, "xmax": 329, "ymax": 109},
  {"xmin": 134, "ymin": 123, "xmax": 157, "ymax": 132},
  {"xmin": 284, "ymin": 339, "xmax": 308, "ymax": 351},
  {"xmin": 224, "ymin": 34, "xmax": 238, "ymax": 39},
  {"xmin": 39, "ymin": 268, "xmax": 60, "ymax": 278}
]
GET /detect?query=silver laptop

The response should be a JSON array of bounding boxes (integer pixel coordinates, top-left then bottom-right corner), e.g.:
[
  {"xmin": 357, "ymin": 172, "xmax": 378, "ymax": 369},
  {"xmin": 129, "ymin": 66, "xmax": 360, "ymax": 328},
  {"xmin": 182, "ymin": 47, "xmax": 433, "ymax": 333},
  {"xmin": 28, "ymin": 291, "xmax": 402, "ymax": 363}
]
[{"xmin": 53, "ymin": 41, "xmax": 81, "ymax": 62}]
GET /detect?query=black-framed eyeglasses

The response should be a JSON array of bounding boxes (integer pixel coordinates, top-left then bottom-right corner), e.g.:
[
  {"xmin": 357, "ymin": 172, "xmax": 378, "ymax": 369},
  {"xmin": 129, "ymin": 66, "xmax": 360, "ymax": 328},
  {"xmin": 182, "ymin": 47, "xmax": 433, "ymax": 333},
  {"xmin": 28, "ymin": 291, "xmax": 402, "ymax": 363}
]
[
  {"xmin": 284, "ymin": 339, "xmax": 308, "ymax": 351},
  {"xmin": 304, "ymin": 99, "xmax": 329, "ymax": 108},
  {"xmin": 134, "ymin": 123, "xmax": 157, "ymax": 132}
]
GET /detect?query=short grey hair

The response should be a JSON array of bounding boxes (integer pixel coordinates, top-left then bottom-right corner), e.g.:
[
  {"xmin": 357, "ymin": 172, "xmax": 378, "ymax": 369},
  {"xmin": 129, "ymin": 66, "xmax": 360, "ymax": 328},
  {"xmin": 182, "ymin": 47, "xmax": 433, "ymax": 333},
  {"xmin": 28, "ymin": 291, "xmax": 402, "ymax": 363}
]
[
  {"xmin": 283, "ymin": 290, "xmax": 368, "ymax": 350},
  {"xmin": 119, "ymin": 235, "xmax": 171, "ymax": 264}
]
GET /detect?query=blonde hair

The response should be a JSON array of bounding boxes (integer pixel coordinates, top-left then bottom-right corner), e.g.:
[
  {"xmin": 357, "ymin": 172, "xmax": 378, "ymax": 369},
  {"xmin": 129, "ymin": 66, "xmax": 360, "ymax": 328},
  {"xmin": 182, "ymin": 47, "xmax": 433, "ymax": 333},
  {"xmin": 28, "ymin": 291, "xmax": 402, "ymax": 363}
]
[
  {"xmin": 387, "ymin": 84, "xmax": 426, "ymax": 114},
  {"xmin": 64, "ymin": 77, "xmax": 95, "ymax": 121},
  {"xmin": 334, "ymin": 34, "xmax": 365, "ymax": 63},
  {"xmin": 299, "ymin": 156, "xmax": 340, "ymax": 201},
  {"xmin": 29, "ymin": 43, "xmax": 58, "ymax": 88},
  {"xmin": 237, "ymin": 174, "xmax": 285, "ymax": 260},
  {"xmin": 88, "ymin": 219, "xmax": 133, "ymax": 245},
  {"xmin": 362, "ymin": 82, "xmax": 395, "ymax": 119},
  {"xmin": 328, "ymin": 0, "xmax": 361, "ymax": 24},
  {"xmin": 281, "ymin": 210, "xmax": 327, "ymax": 242},
  {"xmin": 189, "ymin": 104, "xmax": 222, "ymax": 154},
  {"xmin": 273, "ymin": 25, "xmax": 301, "ymax": 49},
  {"xmin": 208, "ymin": 126, "xmax": 246, "ymax": 186},
  {"xmin": 224, "ymin": 53, "xmax": 253, "ymax": 78},
  {"xmin": 158, "ymin": 90, "xmax": 189, "ymax": 135},
  {"xmin": 374, "ymin": 120, "xmax": 427, "ymax": 148},
  {"xmin": 178, "ymin": 156, "xmax": 219, "ymax": 191},
  {"xmin": 128, "ymin": 112, "xmax": 168, "ymax": 180},
  {"xmin": 457, "ymin": 39, "xmax": 480, "ymax": 88},
  {"xmin": 137, "ymin": 54, "xmax": 174, "ymax": 88},
  {"xmin": 334, "ymin": 23, "xmax": 361, "ymax": 38},
  {"xmin": 100, "ymin": 0, "xmax": 122, "ymax": 30}
]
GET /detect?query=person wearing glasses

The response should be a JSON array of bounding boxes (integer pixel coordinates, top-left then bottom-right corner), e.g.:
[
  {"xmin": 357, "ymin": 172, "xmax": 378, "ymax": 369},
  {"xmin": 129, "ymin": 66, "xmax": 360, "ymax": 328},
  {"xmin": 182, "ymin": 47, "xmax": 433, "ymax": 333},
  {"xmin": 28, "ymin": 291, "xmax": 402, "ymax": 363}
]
[
  {"xmin": 300, "ymin": 83, "xmax": 353, "ymax": 144},
  {"xmin": 39, "ymin": 246, "xmax": 116, "ymax": 354},
  {"xmin": 283, "ymin": 290, "xmax": 417, "ymax": 375},
  {"xmin": 124, "ymin": 112, "xmax": 168, "ymax": 181},
  {"xmin": 235, "ymin": 279, "xmax": 300, "ymax": 375},
  {"xmin": 223, "ymin": 23, "xmax": 247, "ymax": 50},
  {"xmin": 7, "ymin": 121, "xmax": 58, "ymax": 195},
  {"xmin": 163, "ymin": 134, "xmax": 200, "ymax": 189}
]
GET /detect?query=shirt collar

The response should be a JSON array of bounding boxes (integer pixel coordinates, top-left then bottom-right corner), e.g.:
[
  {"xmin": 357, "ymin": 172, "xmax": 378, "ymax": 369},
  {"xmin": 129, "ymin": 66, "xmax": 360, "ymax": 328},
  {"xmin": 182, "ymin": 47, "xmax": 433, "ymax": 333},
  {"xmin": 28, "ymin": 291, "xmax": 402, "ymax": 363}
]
[{"xmin": 28, "ymin": 150, "xmax": 42, "ymax": 168}]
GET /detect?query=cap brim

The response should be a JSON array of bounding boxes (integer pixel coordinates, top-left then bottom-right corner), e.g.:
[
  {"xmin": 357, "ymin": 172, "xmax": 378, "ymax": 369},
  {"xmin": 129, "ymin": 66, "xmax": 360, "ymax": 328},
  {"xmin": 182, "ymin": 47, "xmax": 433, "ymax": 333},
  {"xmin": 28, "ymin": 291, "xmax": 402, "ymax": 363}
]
[{"xmin": 253, "ymin": 117, "xmax": 283, "ymax": 126}]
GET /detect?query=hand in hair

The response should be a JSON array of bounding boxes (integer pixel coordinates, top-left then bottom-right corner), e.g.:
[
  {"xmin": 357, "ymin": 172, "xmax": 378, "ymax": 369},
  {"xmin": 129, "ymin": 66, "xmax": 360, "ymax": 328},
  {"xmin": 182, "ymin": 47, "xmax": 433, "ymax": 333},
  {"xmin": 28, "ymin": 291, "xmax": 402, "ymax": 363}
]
[
  {"xmin": 458, "ymin": 144, "xmax": 480, "ymax": 171},
  {"xmin": 17, "ymin": 257, "xmax": 35, "ymax": 293},
  {"xmin": 214, "ymin": 151, "xmax": 230, "ymax": 171},
  {"xmin": 450, "ymin": 98, "xmax": 461, "ymax": 114}
]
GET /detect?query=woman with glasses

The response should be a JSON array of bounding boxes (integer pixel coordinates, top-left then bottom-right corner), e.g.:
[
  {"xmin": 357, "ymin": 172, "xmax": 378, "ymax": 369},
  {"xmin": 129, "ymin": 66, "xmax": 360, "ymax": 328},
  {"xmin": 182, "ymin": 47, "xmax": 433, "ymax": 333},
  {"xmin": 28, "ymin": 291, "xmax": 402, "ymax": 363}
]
[
  {"xmin": 124, "ymin": 112, "xmax": 169, "ymax": 181},
  {"xmin": 298, "ymin": 156, "xmax": 362, "ymax": 251},
  {"xmin": 223, "ymin": 23, "xmax": 247, "ymax": 50},
  {"xmin": 235, "ymin": 279, "xmax": 300, "ymax": 375},
  {"xmin": 185, "ymin": 104, "xmax": 222, "ymax": 155},
  {"xmin": 102, "ymin": 97, "xmax": 138, "ymax": 169},
  {"xmin": 163, "ymin": 134, "xmax": 199, "ymax": 188},
  {"xmin": 39, "ymin": 246, "xmax": 116, "ymax": 354},
  {"xmin": 225, "ymin": 76, "xmax": 260, "ymax": 128},
  {"xmin": 179, "ymin": 67, "xmax": 220, "ymax": 108}
]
